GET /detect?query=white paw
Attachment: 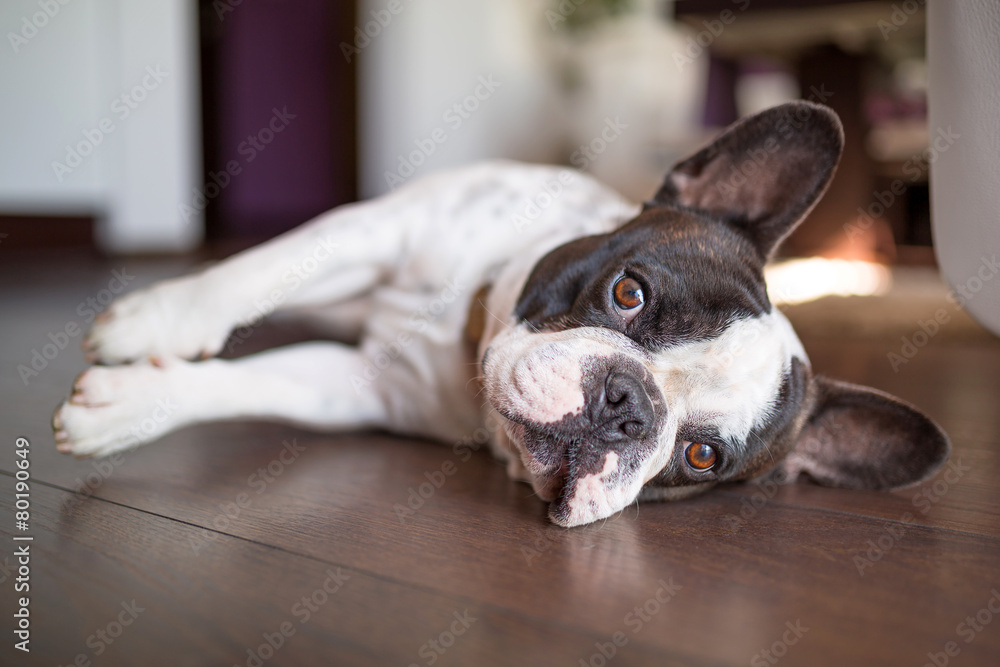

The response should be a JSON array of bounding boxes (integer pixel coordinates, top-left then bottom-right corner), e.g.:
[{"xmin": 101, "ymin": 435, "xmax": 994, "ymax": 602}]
[
  {"xmin": 53, "ymin": 362, "xmax": 189, "ymax": 457},
  {"xmin": 84, "ymin": 274, "xmax": 236, "ymax": 364}
]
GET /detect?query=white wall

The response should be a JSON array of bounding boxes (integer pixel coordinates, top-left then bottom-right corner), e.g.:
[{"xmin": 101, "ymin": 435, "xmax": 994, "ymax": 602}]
[
  {"xmin": 356, "ymin": 0, "xmax": 704, "ymax": 203},
  {"xmin": 0, "ymin": 0, "xmax": 202, "ymax": 253},
  {"xmin": 357, "ymin": 0, "xmax": 563, "ymax": 199}
]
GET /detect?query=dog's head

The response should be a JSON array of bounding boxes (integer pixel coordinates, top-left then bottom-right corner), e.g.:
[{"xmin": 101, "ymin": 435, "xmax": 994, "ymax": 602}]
[{"xmin": 483, "ymin": 102, "xmax": 950, "ymax": 527}]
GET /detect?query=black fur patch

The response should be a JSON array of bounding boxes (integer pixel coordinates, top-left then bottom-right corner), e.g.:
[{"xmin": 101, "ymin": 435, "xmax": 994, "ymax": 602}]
[
  {"xmin": 514, "ymin": 208, "xmax": 771, "ymax": 351},
  {"xmin": 640, "ymin": 356, "xmax": 810, "ymax": 493}
]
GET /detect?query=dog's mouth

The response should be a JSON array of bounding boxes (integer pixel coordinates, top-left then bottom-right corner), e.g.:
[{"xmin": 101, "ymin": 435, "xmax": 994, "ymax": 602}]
[
  {"xmin": 502, "ymin": 415, "xmax": 630, "ymax": 518},
  {"xmin": 486, "ymin": 355, "xmax": 664, "ymax": 525},
  {"xmin": 533, "ymin": 460, "xmax": 570, "ymax": 503},
  {"xmin": 499, "ymin": 409, "xmax": 659, "ymax": 526},
  {"xmin": 497, "ymin": 414, "xmax": 573, "ymax": 502}
]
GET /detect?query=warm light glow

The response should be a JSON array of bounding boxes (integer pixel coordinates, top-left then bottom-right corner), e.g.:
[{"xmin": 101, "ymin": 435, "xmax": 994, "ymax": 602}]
[{"xmin": 765, "ymin": 258, "xmax": 893, "ymax": 306}]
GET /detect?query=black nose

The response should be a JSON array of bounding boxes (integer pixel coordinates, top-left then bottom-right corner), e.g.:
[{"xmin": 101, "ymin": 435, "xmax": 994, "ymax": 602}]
[{"xmin": 590, "ymin": 371, "xmax": 654, "ymax": 442}]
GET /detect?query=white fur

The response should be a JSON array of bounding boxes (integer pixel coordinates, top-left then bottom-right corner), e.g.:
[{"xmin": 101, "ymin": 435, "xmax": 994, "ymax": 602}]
[
  {"xmin": 56, "ymin": 162, "xmax": 635, "ymax": 455},
  {"xmin": 484, "ymin": 328, "xmax": 631, "ymax": 425},
  {"xmin": 564, "ymin": 451, "xmax": 631, "ymax": 526},
  {"xmin": 648, "ymin": 311, "xmax": 806, "ymax": 444},
  {"xmin": 482, "ymin": 313, "xmax": 806, "ymax": 526},
  {"xmin": 53, "ymin": 160, "xmax": 802, "ymax": 529}
]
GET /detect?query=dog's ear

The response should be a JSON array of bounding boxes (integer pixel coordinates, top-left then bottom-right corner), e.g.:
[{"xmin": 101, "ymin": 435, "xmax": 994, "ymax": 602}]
[
  {"xmin": 649, "ymin": 101, "xmax": 844, "ymax": 260},
  {"xmin": 781, "ymin": 376, "xmax": 951, "ymax": 490}
]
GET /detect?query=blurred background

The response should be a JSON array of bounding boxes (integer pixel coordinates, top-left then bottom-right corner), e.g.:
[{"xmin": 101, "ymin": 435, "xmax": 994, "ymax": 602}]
[
  {"xmin": 0, "ymin": 0, "xmax": 928, "ymax": 253},
  {"xmin": 0, "ymin": 0, "xmax": 996, "ymax": 337},
  {"xmin": 4, "ymin": 6, "xmax": 1000, "ymax": 665}
]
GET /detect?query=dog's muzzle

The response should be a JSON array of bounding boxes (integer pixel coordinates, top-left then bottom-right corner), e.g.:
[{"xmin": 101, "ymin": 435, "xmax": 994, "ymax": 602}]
[{"xmin": 491, "ymin": 353, "xmax": 663, "ymax": 515}]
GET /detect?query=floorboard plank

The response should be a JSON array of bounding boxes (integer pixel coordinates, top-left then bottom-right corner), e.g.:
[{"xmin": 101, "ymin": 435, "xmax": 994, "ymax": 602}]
[
  {"xmin": 4, "ymin": 252, "xmax": 1000, "ymax": 666},
  {"xmin": 4, "ymin": 430, "xmax": 999, "ymax": 665},
  {"xmin": 0, "ymin": 476, "xmax": 698, "ymax": 667}
]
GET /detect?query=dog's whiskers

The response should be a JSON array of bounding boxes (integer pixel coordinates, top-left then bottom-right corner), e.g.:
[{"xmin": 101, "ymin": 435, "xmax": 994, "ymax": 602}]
[
  {"xmin": 480, "ymin": 301, "xmax": 516, "ymax": 334},
  {"xmin": 749, "ymin": 431, "xmax": 775, "ymax": 465}
]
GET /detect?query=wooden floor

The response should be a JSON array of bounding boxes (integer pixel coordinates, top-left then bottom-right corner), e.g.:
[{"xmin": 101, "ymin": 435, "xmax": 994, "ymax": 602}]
[{"xmin": 2, "ymin": 249, "xmax": 999, "ymax": 667}]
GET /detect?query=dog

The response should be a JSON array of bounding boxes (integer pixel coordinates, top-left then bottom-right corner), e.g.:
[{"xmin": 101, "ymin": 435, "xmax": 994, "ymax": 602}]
[{"xmin": 53, "ymin": 102, "xmax": 950, "ymax": 527}]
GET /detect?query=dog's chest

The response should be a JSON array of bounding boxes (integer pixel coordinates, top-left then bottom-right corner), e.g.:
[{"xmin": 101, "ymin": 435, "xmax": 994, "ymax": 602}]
[{"xmin": 355, "ymin": 163, "xmax": 637, "ymax": 442}]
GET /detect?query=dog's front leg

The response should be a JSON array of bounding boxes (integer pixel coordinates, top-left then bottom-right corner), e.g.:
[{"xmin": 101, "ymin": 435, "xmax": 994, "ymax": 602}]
[
  {"xmin": 85, "ymin": 199, "xmax": 408, "ymax": 364},
  {"xmin": 55, "ymin": 341, "xmax": 390, "ymax": 457}
]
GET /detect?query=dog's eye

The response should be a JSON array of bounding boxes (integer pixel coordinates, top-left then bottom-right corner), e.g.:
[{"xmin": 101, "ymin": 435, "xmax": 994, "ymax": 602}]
[
  {"xmin": 612, "ymin": 276, "xmax": 644, "ymax": 319},
  {"xmin": 684, "ymin": 442, "xmax": 717, "ymax": 471}
]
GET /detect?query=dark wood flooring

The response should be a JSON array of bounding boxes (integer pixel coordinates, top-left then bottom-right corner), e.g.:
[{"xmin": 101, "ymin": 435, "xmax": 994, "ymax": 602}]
[{"xmin": 2, "ymin": 250, "xmax": 999, "ymax": 666}]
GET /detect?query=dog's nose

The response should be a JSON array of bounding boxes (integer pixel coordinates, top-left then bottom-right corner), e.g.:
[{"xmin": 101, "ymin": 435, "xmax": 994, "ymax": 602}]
[{"xmin": 591, "ymin": 371, "xmax": 654, "ymax": 442}]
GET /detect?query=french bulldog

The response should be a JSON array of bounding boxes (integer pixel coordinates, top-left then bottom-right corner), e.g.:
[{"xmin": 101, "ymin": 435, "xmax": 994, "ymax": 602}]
[{"xmin": 53, "ymin": 102, "xmax": 950, "ymax": 527}]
